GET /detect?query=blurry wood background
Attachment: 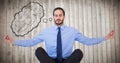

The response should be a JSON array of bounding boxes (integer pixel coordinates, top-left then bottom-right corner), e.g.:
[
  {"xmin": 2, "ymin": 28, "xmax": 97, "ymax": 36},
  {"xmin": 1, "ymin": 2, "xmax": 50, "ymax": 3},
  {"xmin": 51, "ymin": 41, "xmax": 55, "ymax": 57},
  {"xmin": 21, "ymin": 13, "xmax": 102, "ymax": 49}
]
[{"xmin": 0, "ymin": 0, "xmax": 119, "ymax": 63}]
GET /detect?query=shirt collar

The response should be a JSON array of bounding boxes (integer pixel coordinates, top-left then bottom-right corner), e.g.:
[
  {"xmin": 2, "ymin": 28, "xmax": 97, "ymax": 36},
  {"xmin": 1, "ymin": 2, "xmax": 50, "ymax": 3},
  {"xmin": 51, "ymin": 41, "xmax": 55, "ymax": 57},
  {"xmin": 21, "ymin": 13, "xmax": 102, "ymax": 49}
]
[{"xmin": 54, "ymin": 24, "xmax": 66, "ymax": 31}]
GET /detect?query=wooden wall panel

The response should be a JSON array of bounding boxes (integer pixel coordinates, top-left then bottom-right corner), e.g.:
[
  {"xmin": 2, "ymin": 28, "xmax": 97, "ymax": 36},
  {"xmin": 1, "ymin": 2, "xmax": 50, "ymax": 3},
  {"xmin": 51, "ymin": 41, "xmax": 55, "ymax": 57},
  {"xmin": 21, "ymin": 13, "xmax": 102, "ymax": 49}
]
[{"xmin": 0, "ymin": 0, "xmax": 119, "ymax": 63}]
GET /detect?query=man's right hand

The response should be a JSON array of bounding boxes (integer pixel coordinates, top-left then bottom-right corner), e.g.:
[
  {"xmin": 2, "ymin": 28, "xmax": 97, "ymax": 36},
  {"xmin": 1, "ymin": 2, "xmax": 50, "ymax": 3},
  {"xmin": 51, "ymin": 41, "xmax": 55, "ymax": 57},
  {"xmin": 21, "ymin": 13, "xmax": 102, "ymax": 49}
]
[{"xmin": 4, "ymin": 35, "xmax": 14, "ymax": 44}]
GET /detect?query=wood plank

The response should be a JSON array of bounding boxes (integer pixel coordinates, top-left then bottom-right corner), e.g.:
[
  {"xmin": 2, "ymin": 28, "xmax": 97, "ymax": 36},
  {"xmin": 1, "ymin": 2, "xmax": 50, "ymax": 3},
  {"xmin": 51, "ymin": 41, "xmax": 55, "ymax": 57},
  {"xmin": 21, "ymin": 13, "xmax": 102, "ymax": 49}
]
[{"xmin": 96, "ymin": 0, "xmax": 104, "ymax": 63}]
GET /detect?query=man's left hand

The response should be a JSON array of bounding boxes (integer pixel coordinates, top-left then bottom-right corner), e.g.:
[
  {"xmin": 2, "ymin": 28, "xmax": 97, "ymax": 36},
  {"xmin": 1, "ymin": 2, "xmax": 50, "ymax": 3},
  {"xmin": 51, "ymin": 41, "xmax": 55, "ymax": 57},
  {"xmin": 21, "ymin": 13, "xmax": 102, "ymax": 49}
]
[{"xmin": 105, "ymin": 30, "xmax": 115, "ymax": 40}]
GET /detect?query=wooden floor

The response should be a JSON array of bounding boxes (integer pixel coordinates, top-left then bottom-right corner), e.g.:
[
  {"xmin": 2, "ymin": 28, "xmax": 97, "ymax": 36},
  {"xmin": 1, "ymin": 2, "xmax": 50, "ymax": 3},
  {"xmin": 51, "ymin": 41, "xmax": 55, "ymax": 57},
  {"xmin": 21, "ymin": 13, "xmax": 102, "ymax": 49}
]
[{"xmin": 0, "ymin": 0, "xmax": 120, "ymax": 63}]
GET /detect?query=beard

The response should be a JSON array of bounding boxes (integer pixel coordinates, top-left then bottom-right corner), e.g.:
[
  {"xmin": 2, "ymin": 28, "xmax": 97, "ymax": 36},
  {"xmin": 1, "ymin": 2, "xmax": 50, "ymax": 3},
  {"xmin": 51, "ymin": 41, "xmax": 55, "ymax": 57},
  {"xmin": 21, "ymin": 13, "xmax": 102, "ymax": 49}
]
[{"xmin": 54, "ymin": 19, "xmax": 64, "ymax": 25}]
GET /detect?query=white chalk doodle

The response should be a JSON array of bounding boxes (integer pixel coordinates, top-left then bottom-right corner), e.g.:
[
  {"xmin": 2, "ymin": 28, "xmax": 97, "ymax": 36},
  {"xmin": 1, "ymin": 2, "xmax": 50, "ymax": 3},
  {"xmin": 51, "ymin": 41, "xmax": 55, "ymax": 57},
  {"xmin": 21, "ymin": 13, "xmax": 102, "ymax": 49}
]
[{"xmin": 10, "ymin": 2, "xmax": 47, "ymax": 37}]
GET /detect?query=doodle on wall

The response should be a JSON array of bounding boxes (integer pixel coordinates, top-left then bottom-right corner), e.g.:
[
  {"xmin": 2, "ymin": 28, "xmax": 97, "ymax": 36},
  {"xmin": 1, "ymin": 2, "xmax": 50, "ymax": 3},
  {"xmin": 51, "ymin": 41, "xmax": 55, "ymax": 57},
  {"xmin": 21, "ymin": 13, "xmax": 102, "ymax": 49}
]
[
  {"xmin": 10, "ymin": 2, "xmax": 52, "ymax": 37},
  {"xmin": 42, "ymin": 17, "xmax": 53, "ymax": 23}
]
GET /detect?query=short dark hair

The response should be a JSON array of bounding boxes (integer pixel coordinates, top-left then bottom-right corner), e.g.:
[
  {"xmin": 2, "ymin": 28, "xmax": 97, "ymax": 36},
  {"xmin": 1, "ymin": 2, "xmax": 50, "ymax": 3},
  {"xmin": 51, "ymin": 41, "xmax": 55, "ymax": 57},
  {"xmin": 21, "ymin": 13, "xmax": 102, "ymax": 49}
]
[{"xmin": 53, "ymin": 7, "xmax": 65, "ymax": 16}]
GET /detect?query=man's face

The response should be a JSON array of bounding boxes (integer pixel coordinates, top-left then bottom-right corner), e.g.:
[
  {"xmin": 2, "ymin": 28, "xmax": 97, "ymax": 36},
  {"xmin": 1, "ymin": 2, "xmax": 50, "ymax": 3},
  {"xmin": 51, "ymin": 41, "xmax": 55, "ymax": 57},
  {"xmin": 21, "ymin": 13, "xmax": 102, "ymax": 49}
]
[{"xmin": 53, "ymin": 10, "xmax": 65, "ymax": 26}]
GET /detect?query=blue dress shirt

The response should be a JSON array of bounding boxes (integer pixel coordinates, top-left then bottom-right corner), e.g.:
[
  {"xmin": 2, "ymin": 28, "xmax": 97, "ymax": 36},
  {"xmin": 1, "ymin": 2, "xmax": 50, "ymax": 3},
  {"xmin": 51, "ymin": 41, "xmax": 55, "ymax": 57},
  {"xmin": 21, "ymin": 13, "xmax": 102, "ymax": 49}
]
[{"xmin": 14, "ymin": 25, "xmax": 105, "ymax": 59}]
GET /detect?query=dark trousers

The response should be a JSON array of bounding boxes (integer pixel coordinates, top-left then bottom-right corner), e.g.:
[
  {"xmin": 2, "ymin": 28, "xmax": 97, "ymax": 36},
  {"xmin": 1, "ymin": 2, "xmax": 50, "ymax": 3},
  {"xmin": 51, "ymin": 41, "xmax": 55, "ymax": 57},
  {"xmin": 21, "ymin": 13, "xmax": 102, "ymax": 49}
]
[{"xmin": 35, "ymin": 47, "xmax": 83, "ymax": 63}]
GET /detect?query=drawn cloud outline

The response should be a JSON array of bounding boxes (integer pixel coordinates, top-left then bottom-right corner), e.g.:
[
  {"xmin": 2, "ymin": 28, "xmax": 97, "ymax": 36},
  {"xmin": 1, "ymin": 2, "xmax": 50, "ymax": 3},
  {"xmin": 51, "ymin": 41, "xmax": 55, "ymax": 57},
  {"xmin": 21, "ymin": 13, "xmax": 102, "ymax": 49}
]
[{"xmin": 10, "ymin": 2, "xmax": 44, "ymax": 37}]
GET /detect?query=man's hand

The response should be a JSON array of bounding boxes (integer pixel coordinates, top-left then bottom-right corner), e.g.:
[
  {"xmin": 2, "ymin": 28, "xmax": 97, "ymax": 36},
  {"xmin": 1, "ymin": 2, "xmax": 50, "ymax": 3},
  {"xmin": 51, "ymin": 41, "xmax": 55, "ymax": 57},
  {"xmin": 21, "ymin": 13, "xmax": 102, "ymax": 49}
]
[
  {"xmin": 4, "ymin": 35, "xmax": 14, "ymax": 44},
  {"xmin": 105, "ymin": 30, "xmax": 115, "ymax": 40}
]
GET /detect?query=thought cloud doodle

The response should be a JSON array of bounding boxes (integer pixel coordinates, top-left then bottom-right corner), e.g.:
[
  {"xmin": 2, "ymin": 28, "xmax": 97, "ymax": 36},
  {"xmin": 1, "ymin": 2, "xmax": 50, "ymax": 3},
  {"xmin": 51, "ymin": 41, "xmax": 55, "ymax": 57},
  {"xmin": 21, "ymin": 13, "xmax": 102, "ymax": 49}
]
[
  {"xmin": 10, "ymin": 2, "xmax": 45, "ymax": 37},
  {"xmin": 42, "ymin": 17, "xmax": 53, "ymax": 23}
]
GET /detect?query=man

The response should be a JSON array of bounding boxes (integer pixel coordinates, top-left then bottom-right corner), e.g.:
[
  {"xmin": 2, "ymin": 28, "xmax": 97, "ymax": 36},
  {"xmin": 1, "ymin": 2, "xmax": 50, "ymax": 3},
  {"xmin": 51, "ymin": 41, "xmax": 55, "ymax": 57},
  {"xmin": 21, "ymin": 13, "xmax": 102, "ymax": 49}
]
[{"xmin": 5, "ymin": 7, "xmax": 115, "ymax": 63}]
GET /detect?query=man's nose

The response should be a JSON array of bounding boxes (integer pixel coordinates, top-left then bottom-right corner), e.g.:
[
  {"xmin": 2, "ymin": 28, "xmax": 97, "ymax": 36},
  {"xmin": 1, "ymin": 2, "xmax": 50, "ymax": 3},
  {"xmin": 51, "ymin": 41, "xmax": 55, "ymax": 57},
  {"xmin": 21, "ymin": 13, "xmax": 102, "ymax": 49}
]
[{"xmin": 57, "ymin": 16, "xmax": 61, "ymax": 19}]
